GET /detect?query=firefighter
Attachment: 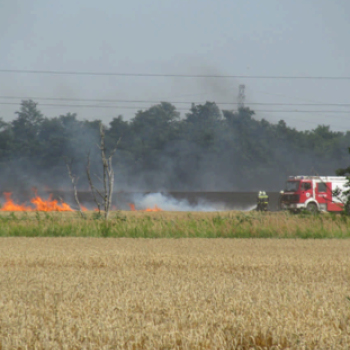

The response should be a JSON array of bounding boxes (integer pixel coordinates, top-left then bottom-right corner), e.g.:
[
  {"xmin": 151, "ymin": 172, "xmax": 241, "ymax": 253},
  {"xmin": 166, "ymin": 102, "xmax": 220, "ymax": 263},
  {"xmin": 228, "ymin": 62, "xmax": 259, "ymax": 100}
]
[
  {"xmin": 262, "ymin": 191, "xmax": 269, "ymax": 211},
  {"xmin": 278, "ymin": 190, "xmax": 284, "ymax": 211},
  {"xmin": 257, "ymin": 191, "xmax": 263, "ymax": 211},
  {"xmin": 257, "ymin": 191, "xmax": 269, "ymax": 211}
]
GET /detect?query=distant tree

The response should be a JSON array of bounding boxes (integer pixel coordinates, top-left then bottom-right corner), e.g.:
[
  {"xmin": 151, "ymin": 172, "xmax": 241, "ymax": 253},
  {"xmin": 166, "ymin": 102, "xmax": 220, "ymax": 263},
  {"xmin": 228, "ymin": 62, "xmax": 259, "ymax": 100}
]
[
  {"xmin": 108, "ymin": 115, "xmax": 129, "ymax": 145},
  {"xmin": 186, "ymin": 102, "xmax": 221, "ymax": 124},
  {"xmin": 1, "ymin": 99, "xmax": 350, "ymax": 192},
  {"xmin": 335, "ymin": 148, "xmax": 350, "ymax": 215},
  {"xmin": 0, "ymin": 117, "xmax": 8, "ymax": 131},
  {"xmin": 0, "ymin": 118, "xmax": 11, "ymax": 160},
  {"xmin": 38, "ymin": 117, "xmax": 67, "ymax": 167},
  {"xmin": 129, "ymin": 102, "xmax": 180, "ymax": 170},
  {"xmin": 185, "ymin": 102, "xmax": 222, "ymax": 150},
  {"xmin": 11, "ymin": 100, "xmax": 44, "ymax": 157}
]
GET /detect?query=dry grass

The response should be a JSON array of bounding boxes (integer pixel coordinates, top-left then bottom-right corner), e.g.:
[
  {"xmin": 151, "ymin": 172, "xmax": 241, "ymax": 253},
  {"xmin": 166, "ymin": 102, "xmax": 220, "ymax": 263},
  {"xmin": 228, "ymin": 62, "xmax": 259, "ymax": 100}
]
[{"xmin": 0, "ymin": 238, "xmax": 350, "ymax": 349}]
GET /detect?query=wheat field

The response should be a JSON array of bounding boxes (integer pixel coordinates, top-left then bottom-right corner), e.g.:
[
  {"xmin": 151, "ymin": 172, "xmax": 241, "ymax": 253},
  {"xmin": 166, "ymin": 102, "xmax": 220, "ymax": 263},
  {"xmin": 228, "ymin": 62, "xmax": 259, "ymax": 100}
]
[{"xmin": 0, "ymin": 238, "xmax": 349, "ymax": 349}]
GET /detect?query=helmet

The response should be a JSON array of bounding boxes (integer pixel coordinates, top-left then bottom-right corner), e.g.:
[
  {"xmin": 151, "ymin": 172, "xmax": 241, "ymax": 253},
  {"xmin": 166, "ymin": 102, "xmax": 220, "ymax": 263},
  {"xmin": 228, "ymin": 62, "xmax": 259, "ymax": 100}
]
[{"xmin": 258, "ymin": 191, "xmax": 262, "ymax": 196}]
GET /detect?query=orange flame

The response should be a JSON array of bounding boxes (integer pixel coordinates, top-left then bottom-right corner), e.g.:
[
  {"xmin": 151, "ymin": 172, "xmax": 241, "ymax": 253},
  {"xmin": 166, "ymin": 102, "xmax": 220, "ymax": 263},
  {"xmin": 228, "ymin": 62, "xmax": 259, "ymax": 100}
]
[
  {"xmin": 1, "ymin": 192, "xmax": 32, "ymax": 211},
  {"xmin": 144, "ymin": 205, "xmax": 162, "ymax": 212},
  {"xmin": 81, "ymin": 205, "xmax": 89, "ymax": 212},
  {"xmin": 128, "ymin": 203, "xmax": 162, "ymax": 212},
  {"xmin": 129, "ymin": 203, "xmax": 136, "ymax": 211},
  {"xmin": 1, "ymin": 192, "xmax": 75, "ymax": 212}
]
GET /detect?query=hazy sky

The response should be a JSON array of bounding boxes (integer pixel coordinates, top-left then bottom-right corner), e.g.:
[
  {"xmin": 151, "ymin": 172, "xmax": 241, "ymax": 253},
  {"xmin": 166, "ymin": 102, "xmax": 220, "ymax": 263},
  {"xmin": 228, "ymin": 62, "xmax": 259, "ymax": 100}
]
[{"xmin": 1, "ymin": 0, "xmax": 350, "ymax": 131}]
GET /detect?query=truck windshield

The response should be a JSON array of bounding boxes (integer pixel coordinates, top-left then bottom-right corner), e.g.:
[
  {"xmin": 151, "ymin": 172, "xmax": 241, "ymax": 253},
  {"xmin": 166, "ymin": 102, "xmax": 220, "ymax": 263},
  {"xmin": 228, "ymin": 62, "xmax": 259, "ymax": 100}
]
[{"xmin": 285, "ymin": 181, "xmax": 300, "ymax": 192}]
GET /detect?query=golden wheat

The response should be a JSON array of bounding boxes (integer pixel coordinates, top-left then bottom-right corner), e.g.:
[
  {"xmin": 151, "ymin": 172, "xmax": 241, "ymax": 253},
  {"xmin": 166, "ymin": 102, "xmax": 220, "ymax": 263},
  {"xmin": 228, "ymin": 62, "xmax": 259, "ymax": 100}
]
[{"xmin": 0, "ymin": 238, "xmax": 349, "ymax": 349}]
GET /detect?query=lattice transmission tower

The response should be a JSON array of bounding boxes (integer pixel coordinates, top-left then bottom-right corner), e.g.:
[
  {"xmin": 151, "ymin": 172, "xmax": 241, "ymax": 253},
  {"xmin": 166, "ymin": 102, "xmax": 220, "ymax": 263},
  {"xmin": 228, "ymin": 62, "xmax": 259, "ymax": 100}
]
[{"xmin": 238, "ymin": 84, "xmax": 245, "ymax": 109}]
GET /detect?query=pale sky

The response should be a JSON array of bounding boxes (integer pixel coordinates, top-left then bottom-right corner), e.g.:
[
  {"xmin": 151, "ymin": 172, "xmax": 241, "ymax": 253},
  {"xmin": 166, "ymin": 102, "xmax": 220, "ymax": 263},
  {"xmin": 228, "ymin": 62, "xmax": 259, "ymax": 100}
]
[{"xmin": 1, "ymin": 0, "xmax": 350, "ymax": 131}]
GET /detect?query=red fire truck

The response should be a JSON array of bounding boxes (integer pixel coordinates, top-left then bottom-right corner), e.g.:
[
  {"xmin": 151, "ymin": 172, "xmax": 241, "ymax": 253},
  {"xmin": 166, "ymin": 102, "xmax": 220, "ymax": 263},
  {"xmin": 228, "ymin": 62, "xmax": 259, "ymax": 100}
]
[{"xmin": 280, "ymin": 176, "xmax": 348, "ymax": 212}]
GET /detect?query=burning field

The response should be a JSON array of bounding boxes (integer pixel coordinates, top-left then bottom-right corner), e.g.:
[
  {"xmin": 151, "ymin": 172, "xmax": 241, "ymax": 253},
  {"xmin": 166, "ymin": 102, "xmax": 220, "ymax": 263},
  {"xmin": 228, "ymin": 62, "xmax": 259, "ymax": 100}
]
[
  {"xmin": 0, "ymin": 191, "xmax": 225, "ymax": 214},
  {"xmin": 0, "ymin": 192, "xmax": 77, "ymax": 212},
  {"xmin": 0, "ymin": 190, "xmax": 267, "ymax": 213},
  {"xmin": 0, "ymin": 238, "xmax": 349, "ymax": 349},
  {"xmin": 0, "ymin": 192, "xmax": 163, "ymax": 213}
]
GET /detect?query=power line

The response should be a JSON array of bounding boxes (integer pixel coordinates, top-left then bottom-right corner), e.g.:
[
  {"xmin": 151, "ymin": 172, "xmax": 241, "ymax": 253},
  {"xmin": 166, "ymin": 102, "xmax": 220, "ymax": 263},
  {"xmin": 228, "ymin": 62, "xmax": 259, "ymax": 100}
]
[
  {"xmin": 254, "ymin": 89, "xmax": 324, "ymax": 104},
  {"xmin": 0, "ymin": 101, "xmax": 349, "ymax": 113},
  {"xmin": 0, "ymin": 96, "xmax": 350, "ymax": 107},
  {"xmin": 1, "ymin": 69, "xmax": 350, "ymax": 80}
]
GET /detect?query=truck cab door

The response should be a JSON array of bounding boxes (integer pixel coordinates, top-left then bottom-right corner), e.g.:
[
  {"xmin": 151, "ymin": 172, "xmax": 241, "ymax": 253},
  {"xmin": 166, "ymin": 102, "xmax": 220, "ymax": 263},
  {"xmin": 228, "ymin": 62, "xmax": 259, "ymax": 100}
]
[{"xmin": 300, "ymin": 181, "xmax": 312, "ymax": 203}]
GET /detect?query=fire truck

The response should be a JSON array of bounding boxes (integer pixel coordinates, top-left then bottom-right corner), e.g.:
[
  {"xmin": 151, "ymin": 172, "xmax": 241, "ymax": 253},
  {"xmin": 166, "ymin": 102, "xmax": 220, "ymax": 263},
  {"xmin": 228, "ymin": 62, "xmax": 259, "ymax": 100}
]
[{"xmin": 279, "ymin": 176, "xmax": 348, "ymax": 212}]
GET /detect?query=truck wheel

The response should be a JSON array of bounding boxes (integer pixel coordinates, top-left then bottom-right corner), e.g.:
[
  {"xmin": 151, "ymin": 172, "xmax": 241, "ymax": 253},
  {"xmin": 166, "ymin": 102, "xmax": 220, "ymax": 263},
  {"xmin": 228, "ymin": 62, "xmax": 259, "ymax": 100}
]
[{"xmin": 306, "ymin": 202, "xmax": 318, "ymax": 213}]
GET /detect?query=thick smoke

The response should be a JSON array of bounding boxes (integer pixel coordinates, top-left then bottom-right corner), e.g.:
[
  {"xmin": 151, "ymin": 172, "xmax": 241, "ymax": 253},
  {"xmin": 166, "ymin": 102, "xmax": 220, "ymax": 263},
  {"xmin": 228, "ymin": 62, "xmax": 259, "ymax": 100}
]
[
  {"xmin": 0, "ymin": 99, "xmax": 349, "ymax": 211},
  {"xmin": 131, "ymin": 192, "xmax": 224, "ymax": 211},
  {"xmin": 129, "ymin": 192, "xmax": 255, "ymax": 212}
]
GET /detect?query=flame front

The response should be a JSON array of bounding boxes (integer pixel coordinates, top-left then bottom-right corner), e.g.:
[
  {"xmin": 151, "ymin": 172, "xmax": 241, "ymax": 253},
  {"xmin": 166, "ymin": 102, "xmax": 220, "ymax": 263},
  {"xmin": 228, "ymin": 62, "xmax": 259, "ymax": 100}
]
[
  {"xmin": 128, "ymin": 203, "xmax": 162, "ymax": 212},
  {"xmin": 1, "ymin": 192, "xmax": 161, "ymax": 212},
  {"xmin": 1, "ymin": 192, "xmax": 32, "ymax": 211},
  {"xmin": 1, "ymin": 192, "xmax": 74, "ymax": 212},
  {"xmin": 144, "ymin": 205, "xmax": 162, "ymax": 212}
]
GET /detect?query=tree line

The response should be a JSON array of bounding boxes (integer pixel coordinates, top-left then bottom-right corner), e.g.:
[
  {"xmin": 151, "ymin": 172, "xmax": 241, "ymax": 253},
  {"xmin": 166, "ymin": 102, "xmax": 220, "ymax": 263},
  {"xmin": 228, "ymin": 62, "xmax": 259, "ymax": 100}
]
[{"xmin": 0, "ymin": 99, "xmax": 349, "ymax": 192}]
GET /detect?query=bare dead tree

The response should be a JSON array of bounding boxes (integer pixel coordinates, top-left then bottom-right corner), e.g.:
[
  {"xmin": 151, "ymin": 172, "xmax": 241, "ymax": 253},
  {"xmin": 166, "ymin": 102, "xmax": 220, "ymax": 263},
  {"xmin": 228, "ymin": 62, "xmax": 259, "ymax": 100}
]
[
  {"xmin": 64, "ymin": 157, "xmax": 85, "ymax": 218},
  {"xmin": 86, "ymin": 151, "xmax": 102, "ymax": 214},
  {"xmin": 86, "ymin": 122, "xmax": 120, "ymax": 219}
]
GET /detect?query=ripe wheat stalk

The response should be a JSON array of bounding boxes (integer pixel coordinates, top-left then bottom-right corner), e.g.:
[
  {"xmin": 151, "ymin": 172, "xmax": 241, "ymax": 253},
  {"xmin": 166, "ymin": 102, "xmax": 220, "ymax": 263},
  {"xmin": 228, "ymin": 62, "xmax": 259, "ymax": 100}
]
[{"xmin": 0, "ymin": 238, "xmax": 349, "ymax": 349}]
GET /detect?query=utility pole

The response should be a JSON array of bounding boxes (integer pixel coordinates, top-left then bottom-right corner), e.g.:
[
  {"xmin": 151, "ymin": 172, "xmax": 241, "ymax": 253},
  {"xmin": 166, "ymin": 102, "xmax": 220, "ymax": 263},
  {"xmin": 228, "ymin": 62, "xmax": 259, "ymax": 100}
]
[{"xmin": 238, "ymin": 84, "xmax": 245, "ymax": 109}]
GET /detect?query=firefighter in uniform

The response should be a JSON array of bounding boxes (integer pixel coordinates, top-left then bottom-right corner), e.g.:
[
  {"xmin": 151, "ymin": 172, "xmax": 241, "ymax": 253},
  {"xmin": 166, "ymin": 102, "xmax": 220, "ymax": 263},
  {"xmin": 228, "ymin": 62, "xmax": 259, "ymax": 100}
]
[
  {"xmin": 278, "ymin": 190, "xmax": 284, "ymax": 211},
  {"xmin": 257, "ymin": 191, "xmax": 269, "ymax": 211}
]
